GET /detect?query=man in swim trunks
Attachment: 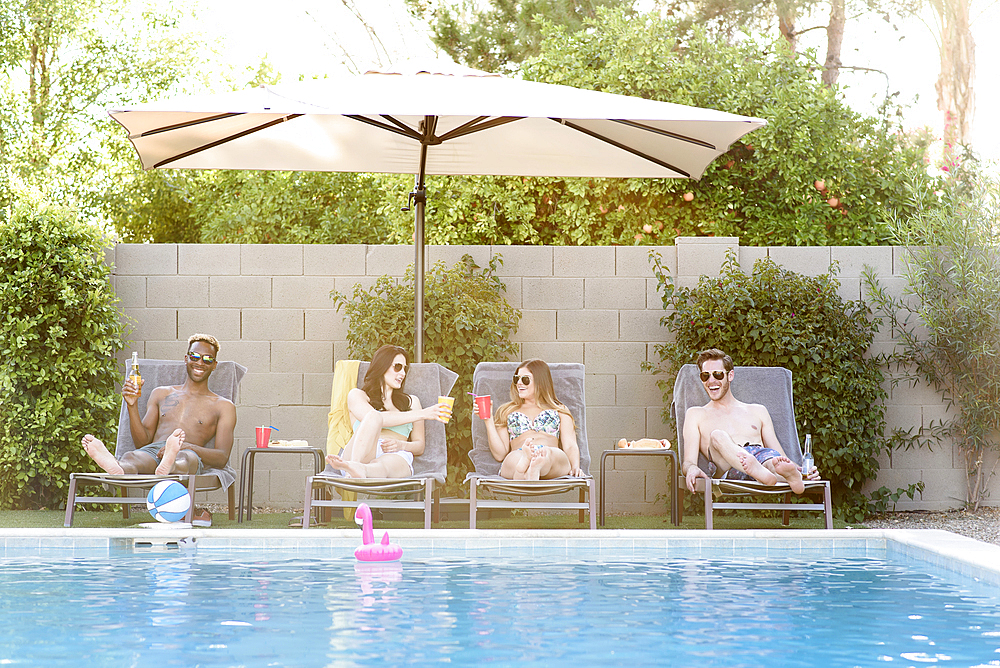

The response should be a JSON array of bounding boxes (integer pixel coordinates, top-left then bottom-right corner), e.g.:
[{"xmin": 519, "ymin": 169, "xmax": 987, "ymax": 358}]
[
  {"xmin": 682, "ymin": 348, "xmax": 819, "ymax": 494},
  {"xmin": 81, "ymin": 333, "xmax": 237, "ymax": 493}
]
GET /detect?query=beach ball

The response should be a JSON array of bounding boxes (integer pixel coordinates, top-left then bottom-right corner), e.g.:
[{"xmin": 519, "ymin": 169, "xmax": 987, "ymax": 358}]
[{"xmin": 146, "ymin": 480, "xmax": 191, "ymax": 523}]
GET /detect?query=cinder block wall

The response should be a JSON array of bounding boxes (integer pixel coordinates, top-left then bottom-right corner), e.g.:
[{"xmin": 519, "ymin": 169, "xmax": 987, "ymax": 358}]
[{"xmin": 108, "ymin": 239, "xmax": 995, "ymax": 512}]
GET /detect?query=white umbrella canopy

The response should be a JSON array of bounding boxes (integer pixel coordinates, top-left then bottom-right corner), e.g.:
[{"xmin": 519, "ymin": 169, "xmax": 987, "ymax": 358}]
[{"xmin": 109, "ymin": 62, "xmax": 766, "ymax": 359}]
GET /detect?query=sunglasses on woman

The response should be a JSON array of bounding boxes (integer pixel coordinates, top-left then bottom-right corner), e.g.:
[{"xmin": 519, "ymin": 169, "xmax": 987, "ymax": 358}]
[
  {"xmin": 700, "ymin": 370, "xmax": 726, "ymax": 382},
  {"xmin": 392, "ymin": 362, "xmax": 408, "ymax": 373},
  {"xmin": 187, "ymin": 351, "xmax": 217, "ymax": 365},
  {"xmin": 513, "ymin": 374, "xmax": 531, "ymax": 386}
]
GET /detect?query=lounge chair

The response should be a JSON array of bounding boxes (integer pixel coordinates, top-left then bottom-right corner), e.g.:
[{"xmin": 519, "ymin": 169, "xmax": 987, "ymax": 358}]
[
  {"xmin": 302, "ymin": 360, "xmax": 457, "ymax": 530},
  {"xmin": 466, "ymin": 362, "xmax": 595, "ymax": 529},
  {"xmin": 63, "ymin": 358, "xmax": 245, "ymax": 527},
  {"xmin": 670, "ymin": 363, "xmax": 833, "ymax": 529}
]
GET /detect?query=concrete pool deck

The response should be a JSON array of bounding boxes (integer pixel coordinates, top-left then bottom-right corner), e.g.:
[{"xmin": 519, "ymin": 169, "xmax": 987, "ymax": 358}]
[{"xmin": 2, "ymin": 528, "xmax": 999, "ymax": 587}]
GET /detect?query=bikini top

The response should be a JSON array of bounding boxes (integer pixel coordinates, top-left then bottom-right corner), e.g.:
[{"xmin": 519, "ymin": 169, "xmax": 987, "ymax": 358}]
[
  {"xmin": 353, "ymin": 418, "xmax": 413, "ymax": 439},
  {"xmin": 507, "ymin": 409, "xmax": 561, "ymax": 439}
]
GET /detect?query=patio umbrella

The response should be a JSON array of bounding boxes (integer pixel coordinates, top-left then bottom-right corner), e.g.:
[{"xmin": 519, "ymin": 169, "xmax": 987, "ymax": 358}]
[{"xmin": 109, "ymin": 62, "xmax": 766, "ymax": 360}]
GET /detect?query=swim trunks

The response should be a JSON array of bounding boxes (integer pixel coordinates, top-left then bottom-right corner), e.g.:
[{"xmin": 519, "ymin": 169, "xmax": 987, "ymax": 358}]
[
  {"xmin": 707, "ymin": 443, "xmax": 781, "ymax": 481},
  {"xmin": 376, "ymin": 440, "xmax": 414, "ymax": 475},
  {"xmin": 507, "ymin": 410, "xmax": 560, "ymax": 439},
  {"xmin": 136, "ymin": 440, "xmax": 205, "ymax": 474}
]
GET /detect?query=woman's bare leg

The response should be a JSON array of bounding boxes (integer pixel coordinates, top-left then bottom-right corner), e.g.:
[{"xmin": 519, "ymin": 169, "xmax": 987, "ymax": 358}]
[{"xmin": 325, "ymin": 453, "xmax": 411, "ymax": 479}]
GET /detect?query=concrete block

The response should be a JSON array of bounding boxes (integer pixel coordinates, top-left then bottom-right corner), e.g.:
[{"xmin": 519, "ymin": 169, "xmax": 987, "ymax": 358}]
[
  {"xmin": 616, "ymin": 374, "xmax": 664, "ymax": 406},
  {"xmin": 500, "ymin": 277, "xmax": 521, "ymax": 309},
  {"xmin": 365, "ymin": 245, "xmax": 413, "ymax": 277},
  {"xmin": 893, "ymin": 246, "xmax": 915, "ymax": 276},
  {"xmin": 240, "ymin": 372, "xmax": 302, "ymax": 406},
  {"xmin": 554, "ymin": 246, "xmax": 615, "ymax": 277},
  {"xmin": 835, "ymin": 277, "xmax": 862, "ymax": 302},
  {"xmin": 267, "ymin": 469, "xmax": 314, "ymax": 504},
  {"xmin": 891, "ymin": 380, "xmax": 944, "ymax": 406},
  {"xmin": 178, "ymin": 244, "xmax": 240, "ymax": 275},
  {"xmin": 891, "ymin": 441, "xmax": 952, "ymax": 470},
  {"xmin": 511, "ymin": 310, "xmax": 556, "ymax": 342},
  {"xmin": 271, "ymin": 341, "xmax": 334, "ymax": 374},
  {"xmin": 521, "ymin": 278, "xmax": 584, "ymax": 310},
  {"xmin": 831, "ymin": 246, "xmax": 892, "ymax": 278},
  {"xmin": 209, "ymin": 276, "xmax": 272, "ymax": 308},
  {"xmin": 767, "ymin": 246, "xmax": 832, "ymax": 276},
  {"xmin": 177, "ymin": 309, "xmax": 242, "ymax": 342},
  {"xmin": 104, "ymin": 244, "xmax": 115, "ymax": 270},
  {"xmin": 917, "ymin": 467, "xmax": 968, "ymax": 509},
  {"xmin": 304, "ymin": 245, "xmax": 367, "ymax": 276},
  {"xmin": 675, "ymin": 236, "xmax": 738, "ymax": 278},
  {"xmin": 334, "ymin": 342, "xmax": 353, "ymax": 364},
  {"xmin": 645, "ymin": 407, "xmax": 672, "ymax": 437},
  {"xmin": 242, "ymin": 309, "xmax": 304, "ymax": 341},
  {"xmin": 557, "ymin": 310, "xmax": 618, "ymax": 341},
  {"xmin": 604, "ymin": 470, "xmax": 646, "ymax": 503},
  {"xmin": 585, "ymin": 373, "xmax": 616, "ymax": 406},
  {"xmin": 304, "ymin": 373, "xmax": 333, "ymax": 406},
  {"xmin": 146, "ymin": 276, "xmax": 210, "ymax": 308},
  {"xmin": 620, "ymin": 310, "xmax": 667, "ymax": 343},
  {"xmin": 584, "ymin": 342, "xmax": 647, "ymax": 374},
  {"xmin": 494, "ymin": 246, "xmax": 553, "ymax": 277},
  {"xmin": 427, "ymin": 245, "xmax": 492, "ymax": 269},
  {"xmin": 236, "ymin": 407, "xmax": 272, "ymax": 439},
  {"xmin": 221, "ymin": 341, "xmax": 272, "ymax": 374},
  {"xmin": 519, "ymin": 342, "xmax": 583, "ymax": 363},
  {"xmin": 241, "ymin": 245, "xmax": 303, "ymax": 276},
  {"xmin": 268, "ymin": 405, "xmax": 330, "ymax": 445},
  {"xmin": 884, "ymin": 404, "xmax": 922, "ymax": 436},
  {"xmin": 646, "ymin": 277, "xmax": 671, "ymax": 311},
  {"xmin": 739, "ymin": 246, "xmax": 768, "ymax": 274},
  {"xmin": 143, "ymin": 340, "xmax": 187, "ymax": 361},
  {"xmin": 122, "ymin": 308, "xmax": 176, "ymax": 342},
  {"xmin": 586, "ymin": 405, "xmax": 646, "ymax": 443},
  {"xmin": 616, "ymin": 246, "xmax": 674, "ymax": 278},
  {"xmin": 305, "ymin": 308, "xmax": 349, "ymax": 341},
  {"xmin": 585, "ymin": 278, "xmax": 646, "ymax": 310},
  {"xmin": 272, "ymin": 276, "xmax": 339, "ymax": 309},
  {"xmin": 114, "ymin": 276, "xmax": 146, "ymax": 308},
  {"xmin": 114, "ymin": 244, "xmax": 177, "ymax": 276}
]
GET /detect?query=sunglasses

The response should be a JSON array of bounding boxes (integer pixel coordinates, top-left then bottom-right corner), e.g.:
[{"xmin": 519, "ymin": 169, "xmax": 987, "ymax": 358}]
[
  {"xmin": 187, "ymin": 351, "xmax": 217, "ymax": 365},
  {"xmin": 513, "ymin": 374, "xmax": 532, "ymax": 386},
  {"xmin": 392, "ymin": 362, "xmax": 408, "ymax": 373},
  {"xmin": 700, "ymin": 370, "xmax": 726, "ymax": 382}
]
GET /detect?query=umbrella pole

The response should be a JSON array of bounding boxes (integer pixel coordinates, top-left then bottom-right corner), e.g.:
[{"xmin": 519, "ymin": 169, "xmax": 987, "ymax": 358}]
[{"xmin": 412, "ymin": 144, "xmax": 428, "ymax": 363}]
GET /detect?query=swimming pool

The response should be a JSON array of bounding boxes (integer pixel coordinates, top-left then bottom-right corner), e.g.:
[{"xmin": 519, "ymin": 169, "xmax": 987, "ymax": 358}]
[{"xmin": 2, "ymin": 529, "xmax": 999, "ymax": 667}]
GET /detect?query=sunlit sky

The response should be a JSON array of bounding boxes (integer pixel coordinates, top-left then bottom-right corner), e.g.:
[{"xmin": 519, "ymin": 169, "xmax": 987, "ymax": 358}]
[{"xmin": 171, "ymin": 0, "xmax": 998, "ymax": 165}]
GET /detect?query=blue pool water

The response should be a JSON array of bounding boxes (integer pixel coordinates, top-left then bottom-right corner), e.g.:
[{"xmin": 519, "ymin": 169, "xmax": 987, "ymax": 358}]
[{"xmin": 1, "ymin": 551, "xmax": 999, "ymax": 667}]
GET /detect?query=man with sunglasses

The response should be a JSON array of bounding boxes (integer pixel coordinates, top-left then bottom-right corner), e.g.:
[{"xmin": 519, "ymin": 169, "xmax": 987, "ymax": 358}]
[
  {"xmin": 681, "ymin": 348, "xmax": 818, "ymax": 495},
  {"xmin": 81, "ymin": 334, "xmax": 237, "ymax": 522}
]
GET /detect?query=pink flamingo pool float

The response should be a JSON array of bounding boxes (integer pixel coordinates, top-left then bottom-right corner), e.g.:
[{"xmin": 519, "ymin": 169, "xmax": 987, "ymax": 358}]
[{"xmin": 354, "ymin": 503, "xmax": 402, "ymax": 562}]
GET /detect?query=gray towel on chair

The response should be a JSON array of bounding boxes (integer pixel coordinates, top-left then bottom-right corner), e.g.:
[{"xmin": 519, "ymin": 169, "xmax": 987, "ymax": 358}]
[
  {"xmin": 670, "ymin": 364, "xmax": 802, "ymax": 471},
  {"xmin": 470, "ymin": 362, "xmax": 589, "ymax": 476},
  {"xmin": 114, "ymin": 358, "xmax": 247, "ymax": 488},
  {"xmin": 356, "ymin": 361, "xmax": 458, "ymax": 484}
]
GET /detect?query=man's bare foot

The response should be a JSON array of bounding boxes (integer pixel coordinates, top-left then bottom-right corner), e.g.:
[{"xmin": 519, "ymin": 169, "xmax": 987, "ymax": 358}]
[
  {"xmin": 81, "ymin": 434, "xmax": 124, "ymax": 475},
  {"xmin": 770, "ymin": 456, "xmax": 805, "ymax": 494},
  {"xmin": 325, "ymin": 454, "xmax": 366, "ymax": 479},
  {"xmin": 525, "ymin": 446, "xmax": 547, "ymax": 481},
  {"xmin": 737, "ymin": 450, "xmax": 778, "ymax": 486},
  {"xmin": 155, "ymin": 428, "xmax": 185, "ymax": 475}
]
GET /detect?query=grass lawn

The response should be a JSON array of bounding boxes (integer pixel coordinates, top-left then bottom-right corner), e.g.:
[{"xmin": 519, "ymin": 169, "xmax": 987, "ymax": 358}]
[{"xmin": 0, "ymin": 507, "xmax": 845, "ymax": 531}]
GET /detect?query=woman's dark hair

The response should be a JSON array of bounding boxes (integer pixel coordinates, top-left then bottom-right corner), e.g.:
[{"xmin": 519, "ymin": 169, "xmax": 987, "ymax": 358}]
[{"xmin": 363, "ymin": 344, "xmax": 412, "ymax": 412}]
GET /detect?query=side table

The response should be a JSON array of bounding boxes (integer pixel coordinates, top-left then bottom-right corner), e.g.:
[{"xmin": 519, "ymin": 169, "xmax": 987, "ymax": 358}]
[
  {"xmin": 239, "ymin": 446, "xmax": 325, "ymax": 522},
  {"xmin": 599, "ymin": 446, "xmax": 679, "ymax": 527}
]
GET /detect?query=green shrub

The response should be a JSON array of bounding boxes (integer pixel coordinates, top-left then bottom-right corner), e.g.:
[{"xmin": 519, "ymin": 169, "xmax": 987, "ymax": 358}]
[
  {"xmin": 0, "ymin": 199, "xmax": 127, "ymax": 509},
  {"xmin": 644, "ymin": 249, "xmax": 920, "ymax": 521},
  {"xmin": 331, "ymin": 254, "xmax": 520, "ymax": 492}
]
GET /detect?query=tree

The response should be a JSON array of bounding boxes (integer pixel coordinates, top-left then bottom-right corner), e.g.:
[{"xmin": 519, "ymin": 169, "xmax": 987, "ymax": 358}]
[
  {"xmin": 930, "ymin": 0, "xmax": 975, "ymax": 162},
  {"xmin": 405, "ymin": 0, "xmax": 631, "ymax": 73}
]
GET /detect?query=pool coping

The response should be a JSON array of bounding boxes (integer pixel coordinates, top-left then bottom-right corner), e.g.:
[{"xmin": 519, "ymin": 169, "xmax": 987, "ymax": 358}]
[{"xmin": 2, "ymin": 528, "xmax": 999, "ymax": 587}]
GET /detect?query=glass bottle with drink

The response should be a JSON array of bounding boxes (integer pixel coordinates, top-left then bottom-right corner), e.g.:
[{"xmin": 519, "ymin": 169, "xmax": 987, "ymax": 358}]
[
  {"xmin": 801, "ymin": 434, "xmax": 814, "ymax": 476},
  {"xmin": 129, "ymin": 351, "xmax": 143, "ymax": 397}
]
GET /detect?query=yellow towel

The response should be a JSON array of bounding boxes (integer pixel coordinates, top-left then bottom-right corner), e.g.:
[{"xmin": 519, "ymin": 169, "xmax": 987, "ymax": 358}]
[{"xmin": 327, "ymin": 360, "xmax": 361, "ymax": 457}]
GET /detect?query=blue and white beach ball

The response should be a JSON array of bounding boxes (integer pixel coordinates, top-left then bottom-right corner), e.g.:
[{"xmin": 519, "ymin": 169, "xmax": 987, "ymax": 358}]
[{"xmin": 146, "ymin": 480, "xmax": 191, "ymax": 523}]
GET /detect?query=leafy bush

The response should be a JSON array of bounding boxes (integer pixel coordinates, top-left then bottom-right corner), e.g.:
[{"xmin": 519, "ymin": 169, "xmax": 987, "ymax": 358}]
[
  {"xmin": 644, "ymin": 249, "xmax": 920, "ymax": 521},
  {"xmin": 864, "ymin": 174, "xmax": 1000, "ymax": 510},
  {"xmin": 331, "ymin": 254, "xmax": 520, "ymax": 492},
  {"xmin": 0, "ymin": 198, "xmax": 127, "ymax": 508}
]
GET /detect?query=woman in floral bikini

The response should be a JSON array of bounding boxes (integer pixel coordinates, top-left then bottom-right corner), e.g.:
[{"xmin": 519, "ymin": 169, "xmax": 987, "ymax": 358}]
[{"xmin": 478, "ymin": 359, "xmax": 584, "ymax": 480}]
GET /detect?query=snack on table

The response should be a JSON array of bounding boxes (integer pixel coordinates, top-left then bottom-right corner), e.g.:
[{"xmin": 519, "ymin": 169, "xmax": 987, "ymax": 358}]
[{"xmin": 616, "ymin": 438, "xmax": 670, "ymax": 449}]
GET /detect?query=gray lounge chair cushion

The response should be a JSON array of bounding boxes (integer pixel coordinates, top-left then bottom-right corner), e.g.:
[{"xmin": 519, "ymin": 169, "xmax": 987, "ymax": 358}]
[
  {"xmin": 470, "ymin": 362, "xmax": 590, "ymax": 476},
  {"xmin": 670, "ymin": 364, "xmax": 803, "ymax": 471},
  {"xmin": 357, "ymin": 361, "xmax": 458, "ymax": 484},
  {"xmin": 115, "ymin": 358, "xmax": 247, "ymax": 488}
]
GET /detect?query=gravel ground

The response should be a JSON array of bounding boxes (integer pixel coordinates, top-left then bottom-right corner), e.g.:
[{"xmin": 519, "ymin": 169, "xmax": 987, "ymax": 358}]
[{"xmin": 860, "ymin": 507, "xmax": 1000, "ymax": 547}]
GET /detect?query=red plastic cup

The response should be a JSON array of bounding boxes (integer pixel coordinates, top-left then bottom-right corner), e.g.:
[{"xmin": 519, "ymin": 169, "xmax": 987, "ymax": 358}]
[
  {"xmin": 474, "ymin": 395, "xmax": 492, "ymax": 420},
  {"xmin": 255, "ymin": 426, "xmax": 271, "ymax": 448}
]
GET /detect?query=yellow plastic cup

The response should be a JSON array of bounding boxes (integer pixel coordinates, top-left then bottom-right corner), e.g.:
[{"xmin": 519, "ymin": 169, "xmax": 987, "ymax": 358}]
[{"xmin": 437, "ymin": 396, "xmax": 455, "ymax": 423}]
